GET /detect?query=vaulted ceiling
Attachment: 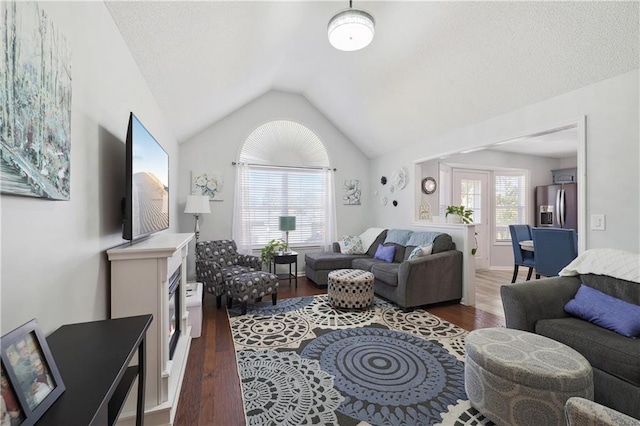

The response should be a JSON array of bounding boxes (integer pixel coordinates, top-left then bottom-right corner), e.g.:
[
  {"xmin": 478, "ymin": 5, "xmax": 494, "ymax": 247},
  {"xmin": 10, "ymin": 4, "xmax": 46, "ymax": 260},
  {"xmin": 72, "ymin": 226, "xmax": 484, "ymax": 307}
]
[{"xmin": 105, "ymin": 1, "xmax": 639, "ymax": 159}]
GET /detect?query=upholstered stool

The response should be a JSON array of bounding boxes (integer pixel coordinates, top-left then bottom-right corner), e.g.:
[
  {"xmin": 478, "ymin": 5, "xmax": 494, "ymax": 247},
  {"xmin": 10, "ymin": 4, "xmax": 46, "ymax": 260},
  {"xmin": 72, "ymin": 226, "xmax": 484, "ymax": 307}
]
[
  {"xmin": 225, "ymin": 271, "xmax": 279, "ymax": 315},
  {"xmin": 465, "ymin": 328, "xmax": 593, "ymax": 426},
  {"xmin": 327, "ymin": 269, "xmax": 375, "ymax": 310}
]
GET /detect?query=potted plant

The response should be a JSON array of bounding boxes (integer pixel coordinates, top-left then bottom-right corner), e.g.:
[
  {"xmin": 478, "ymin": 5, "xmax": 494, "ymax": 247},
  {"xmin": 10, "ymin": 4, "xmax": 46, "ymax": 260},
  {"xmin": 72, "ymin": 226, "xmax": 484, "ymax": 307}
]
[
  {"xmin": 445, "ymin": 205, "xmax": 474, "ymax": 224},
  {"xmin": 260, "ymin": 239, "xmax": 287, "ymax": 266}
]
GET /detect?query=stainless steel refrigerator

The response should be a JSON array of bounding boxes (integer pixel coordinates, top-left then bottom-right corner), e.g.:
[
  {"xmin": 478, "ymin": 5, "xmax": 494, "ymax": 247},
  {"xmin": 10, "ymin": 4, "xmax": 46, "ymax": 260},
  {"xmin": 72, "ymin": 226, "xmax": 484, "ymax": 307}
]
[{"xmin": 535, "ymin": 183, "xmax": 577, "ymax": 231}]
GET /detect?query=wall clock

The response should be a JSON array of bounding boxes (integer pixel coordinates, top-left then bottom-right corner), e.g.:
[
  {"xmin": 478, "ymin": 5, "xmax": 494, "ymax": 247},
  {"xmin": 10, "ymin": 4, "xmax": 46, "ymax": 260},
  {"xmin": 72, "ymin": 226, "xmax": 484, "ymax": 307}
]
[{"xmin": 421, "ymin": 177, "xmax": 437, "ymax": 194}]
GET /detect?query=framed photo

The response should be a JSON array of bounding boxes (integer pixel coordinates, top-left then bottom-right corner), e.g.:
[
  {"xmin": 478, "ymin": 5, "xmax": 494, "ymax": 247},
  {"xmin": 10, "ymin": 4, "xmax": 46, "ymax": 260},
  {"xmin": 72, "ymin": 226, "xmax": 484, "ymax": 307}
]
[{"xmin": 1, "ymin": 319, "xmax": 65, "ymax": 426}]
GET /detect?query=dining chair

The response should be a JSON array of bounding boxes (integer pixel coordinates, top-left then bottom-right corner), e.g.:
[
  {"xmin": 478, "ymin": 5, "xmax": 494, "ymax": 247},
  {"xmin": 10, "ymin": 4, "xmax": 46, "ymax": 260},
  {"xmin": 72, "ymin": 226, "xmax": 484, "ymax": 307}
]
[
  {"xmin": 508, "ymin": 224, "xmax": 536, "ymax": 283},
  {"xmin": 531, "ymin": 227, "xmax": 578, "ymax": 278}
]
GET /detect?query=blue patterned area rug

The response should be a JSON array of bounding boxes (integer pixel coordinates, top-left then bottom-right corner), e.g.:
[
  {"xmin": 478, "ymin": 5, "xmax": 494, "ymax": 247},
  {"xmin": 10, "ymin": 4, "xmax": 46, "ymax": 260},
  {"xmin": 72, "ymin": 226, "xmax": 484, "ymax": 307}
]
[{"xmin": 228, "ymin": 295, "xmax": 494, "ymax": 426}]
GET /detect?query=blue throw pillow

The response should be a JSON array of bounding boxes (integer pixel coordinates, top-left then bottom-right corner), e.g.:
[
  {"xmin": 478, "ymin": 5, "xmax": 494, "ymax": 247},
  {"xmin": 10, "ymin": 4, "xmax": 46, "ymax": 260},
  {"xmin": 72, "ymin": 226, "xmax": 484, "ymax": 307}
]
[
  {"xmin": 564, "ymin": 284, "xmax": 640, "ymax": 338},
  {"xmin": 374, "ymin": 244, "xmax": 396, "ymax": 263}
]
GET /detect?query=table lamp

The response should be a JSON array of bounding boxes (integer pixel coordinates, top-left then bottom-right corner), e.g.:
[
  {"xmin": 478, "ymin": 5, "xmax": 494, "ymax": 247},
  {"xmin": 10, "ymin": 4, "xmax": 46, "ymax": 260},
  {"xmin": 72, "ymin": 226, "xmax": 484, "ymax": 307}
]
[
  {"xmin": 279, "ymin": 216, "xmax": 296, "ymax": 254},
  {"xmin": 184, "ymin": 195, "xmax": 211, "ymax": 242}
]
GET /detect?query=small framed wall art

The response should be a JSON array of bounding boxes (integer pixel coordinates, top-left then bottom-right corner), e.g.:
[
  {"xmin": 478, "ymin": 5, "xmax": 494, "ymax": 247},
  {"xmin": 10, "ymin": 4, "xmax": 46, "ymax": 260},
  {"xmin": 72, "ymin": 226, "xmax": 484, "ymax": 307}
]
[
  {"xmin": 342, "ymin": 180, "xmax": 362, "ymax": 205},
  {"xmin": 191, "ymin": 171, "xmax": 224, "ymax": 201}
]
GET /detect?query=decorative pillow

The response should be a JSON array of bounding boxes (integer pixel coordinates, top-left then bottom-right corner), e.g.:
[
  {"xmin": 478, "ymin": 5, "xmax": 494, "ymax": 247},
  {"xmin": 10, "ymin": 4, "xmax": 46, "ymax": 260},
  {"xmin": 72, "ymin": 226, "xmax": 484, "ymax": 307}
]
[
  {"xmin": 384, "ymin": 229, "xmax": 414, "ymax": 246},
  {"xmin": 564, "ymin": 284, "xmax": 640, "ymax": 338},
  {"xmin": 374, "ymin": 244, "xmax": 396, "ymax": 263},
  {"xmin": 339, "ymin": 235, "xmax": 365, "ymax": 254},
  {"xmin": 408, "ymin": 244, "xmax": 433, "ymax": 260}
]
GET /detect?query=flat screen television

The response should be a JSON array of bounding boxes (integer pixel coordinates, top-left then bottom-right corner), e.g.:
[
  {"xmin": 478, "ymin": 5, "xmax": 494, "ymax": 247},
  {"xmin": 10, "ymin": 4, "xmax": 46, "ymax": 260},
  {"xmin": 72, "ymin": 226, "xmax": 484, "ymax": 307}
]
[{"xmin": 122, "ymin": 112, "xmax": 169, "ymax": 241}]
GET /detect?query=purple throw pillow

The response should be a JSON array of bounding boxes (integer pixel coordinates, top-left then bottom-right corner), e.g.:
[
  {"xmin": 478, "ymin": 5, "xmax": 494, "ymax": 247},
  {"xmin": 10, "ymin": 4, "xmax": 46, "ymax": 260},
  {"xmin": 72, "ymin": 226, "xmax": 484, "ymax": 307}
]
[
  {"xmin": 374, "ymin": 244, "xmax": 396, "ymax": 263},
  {"xmin": 564, "ymin": 284, "xmax": 640, "ymax": 338}
]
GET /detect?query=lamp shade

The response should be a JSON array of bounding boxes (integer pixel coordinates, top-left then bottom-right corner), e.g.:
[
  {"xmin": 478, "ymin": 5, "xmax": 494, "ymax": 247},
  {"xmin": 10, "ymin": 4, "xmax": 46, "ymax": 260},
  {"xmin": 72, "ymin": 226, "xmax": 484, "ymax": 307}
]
[
  {"xmin": 328, "ymin": 8, "xmax": 375, "ymax": 51},
  {"xmin": 184, "ymin": 195, "xmax": 211, "ymax": 214},
  {"xmin": 279, "ymin": 216, "xmax": 296, "ymax": 232}
]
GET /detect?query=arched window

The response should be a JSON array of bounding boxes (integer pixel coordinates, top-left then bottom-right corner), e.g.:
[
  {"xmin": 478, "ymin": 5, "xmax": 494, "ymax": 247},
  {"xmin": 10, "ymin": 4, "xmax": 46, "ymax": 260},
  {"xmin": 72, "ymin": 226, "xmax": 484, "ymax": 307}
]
[{"xmin": 232, "ymin": 120, "xmax": 336, "ymax": 253}]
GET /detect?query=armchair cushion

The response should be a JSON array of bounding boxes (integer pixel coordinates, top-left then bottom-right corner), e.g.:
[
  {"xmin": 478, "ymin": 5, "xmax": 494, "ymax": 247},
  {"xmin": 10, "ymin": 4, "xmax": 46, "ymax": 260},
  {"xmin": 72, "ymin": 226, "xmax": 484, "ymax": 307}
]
[{"xmin": 564, "ymin": 284, "xmax": 640, "ymax": 338}]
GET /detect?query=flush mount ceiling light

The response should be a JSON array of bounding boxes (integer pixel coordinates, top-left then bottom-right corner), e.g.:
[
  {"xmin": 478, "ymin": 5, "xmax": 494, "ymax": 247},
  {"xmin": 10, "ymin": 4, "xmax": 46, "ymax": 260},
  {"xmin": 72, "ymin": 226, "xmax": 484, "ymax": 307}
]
[{"xmin": 328, "ymin": 0, "xmax": 375, "ymax": 52}]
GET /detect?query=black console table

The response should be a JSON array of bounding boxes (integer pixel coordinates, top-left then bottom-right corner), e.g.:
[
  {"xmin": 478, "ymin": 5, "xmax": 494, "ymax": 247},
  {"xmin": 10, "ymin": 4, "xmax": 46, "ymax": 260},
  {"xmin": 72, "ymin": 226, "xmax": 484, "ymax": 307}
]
[
  {"xmin": 37, "ymin": 315, "xmax": 152, "ymax": 426},
  {"xmin": 270, "ymin": 251, "xmax": 298, "ymax": 288}
]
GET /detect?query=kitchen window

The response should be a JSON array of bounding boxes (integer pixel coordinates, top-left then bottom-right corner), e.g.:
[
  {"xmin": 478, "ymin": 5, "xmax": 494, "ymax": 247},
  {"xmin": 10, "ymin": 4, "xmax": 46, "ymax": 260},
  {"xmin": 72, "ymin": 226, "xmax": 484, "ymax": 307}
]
[{"xmin": 494, "ymin": 172, "xmax": 527, "ymax": 242}]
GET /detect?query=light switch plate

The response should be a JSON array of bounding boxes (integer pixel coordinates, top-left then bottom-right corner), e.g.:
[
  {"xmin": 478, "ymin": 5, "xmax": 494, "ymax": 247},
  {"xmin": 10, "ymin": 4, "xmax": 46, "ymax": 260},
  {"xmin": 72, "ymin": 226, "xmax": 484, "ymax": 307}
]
[{"xmin": 591, "ymin": 214, "xmax": 606, "ymax": 231}]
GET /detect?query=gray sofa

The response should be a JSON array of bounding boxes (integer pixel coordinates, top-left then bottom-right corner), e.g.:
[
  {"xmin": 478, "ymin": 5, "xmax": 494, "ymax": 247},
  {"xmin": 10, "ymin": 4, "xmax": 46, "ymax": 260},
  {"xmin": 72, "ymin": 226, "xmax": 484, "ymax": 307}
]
[
  {"xmin": 305, "ymin": 229, "xmax": 463, "ymax": 310},
  {"xmin": 501, "ymin": 274, "xmax": 640, "ymax": 419}
]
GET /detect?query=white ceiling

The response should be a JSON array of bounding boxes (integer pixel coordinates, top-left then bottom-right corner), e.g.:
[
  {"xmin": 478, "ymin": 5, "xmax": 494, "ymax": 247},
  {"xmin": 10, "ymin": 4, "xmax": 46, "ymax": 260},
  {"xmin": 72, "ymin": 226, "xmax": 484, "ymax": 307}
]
[{"xmin": 105, "ymin": 1, "xmax": 639, "ymax": 159}]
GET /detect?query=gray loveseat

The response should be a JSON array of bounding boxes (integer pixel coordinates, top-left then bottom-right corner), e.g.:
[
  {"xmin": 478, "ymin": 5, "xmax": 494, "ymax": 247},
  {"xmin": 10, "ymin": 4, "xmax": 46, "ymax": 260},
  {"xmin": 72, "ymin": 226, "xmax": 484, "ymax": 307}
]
[
  {"xmin": 305, "ymin": 229, "xmax": 463, "ymax": 310},
  {"xmin": 501, "ymin": 273, "xmax": 640, "ymax": 419}
]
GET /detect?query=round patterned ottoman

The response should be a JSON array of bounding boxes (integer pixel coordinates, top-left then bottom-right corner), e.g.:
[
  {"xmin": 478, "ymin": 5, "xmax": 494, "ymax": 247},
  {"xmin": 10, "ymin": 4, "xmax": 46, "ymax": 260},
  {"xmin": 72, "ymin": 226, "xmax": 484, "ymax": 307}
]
[
  {"xmin": 465, "ymin": 328, "xmax": 593, "ymax": 426},
  {"xmin": 327, "ymin": 269, "xmax": 375, "ymax": 310},
  {"xmin": 225, "ymin": 271, "xmax": 279, "ymax": 315}
]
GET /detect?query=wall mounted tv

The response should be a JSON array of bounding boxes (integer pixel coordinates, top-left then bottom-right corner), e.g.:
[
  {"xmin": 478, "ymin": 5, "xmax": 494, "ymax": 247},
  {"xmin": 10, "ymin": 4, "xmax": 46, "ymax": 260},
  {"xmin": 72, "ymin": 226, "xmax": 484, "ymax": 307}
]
[{"xmin": 122, "ymin": 112, "xmax": 169, "ymax": 241}]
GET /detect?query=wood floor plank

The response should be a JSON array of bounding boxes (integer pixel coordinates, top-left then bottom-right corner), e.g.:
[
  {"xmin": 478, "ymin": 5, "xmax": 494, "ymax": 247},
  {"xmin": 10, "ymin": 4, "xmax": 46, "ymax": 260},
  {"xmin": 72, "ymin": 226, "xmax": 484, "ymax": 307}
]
[{"xmin": 174, "ymin": 272, "xmax": 510, "ymax": 425}]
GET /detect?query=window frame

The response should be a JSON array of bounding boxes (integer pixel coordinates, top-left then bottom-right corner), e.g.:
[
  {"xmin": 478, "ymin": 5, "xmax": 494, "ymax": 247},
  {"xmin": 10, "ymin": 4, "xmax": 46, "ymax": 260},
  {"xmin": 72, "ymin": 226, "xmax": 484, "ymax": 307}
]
[{"xmin": 493, "ymin": 169, "xmax": 530, "ymax": 244}]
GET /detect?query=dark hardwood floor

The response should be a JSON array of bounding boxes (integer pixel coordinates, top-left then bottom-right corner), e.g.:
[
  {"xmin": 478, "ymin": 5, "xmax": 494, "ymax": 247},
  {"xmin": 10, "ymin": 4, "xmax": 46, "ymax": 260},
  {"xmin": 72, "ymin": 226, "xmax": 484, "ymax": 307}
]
[{"xmin": 174, "ymin": 275, "xmax": 505, "ymax": 426}]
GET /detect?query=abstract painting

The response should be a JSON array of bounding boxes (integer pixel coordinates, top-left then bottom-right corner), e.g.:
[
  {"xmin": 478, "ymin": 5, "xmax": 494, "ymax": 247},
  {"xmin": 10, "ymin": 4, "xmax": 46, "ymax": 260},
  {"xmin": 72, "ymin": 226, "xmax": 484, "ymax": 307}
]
[
  {"xmin": 1, "ymin": 2, "xmax": 72, "ymax": 200},
  {"xmin": 342, "ymin": 179, "xmax": 361, "ymax": 205},
  {"xmin": 191, "ymin": 171, "xmax": 224, "ymax": 201}
]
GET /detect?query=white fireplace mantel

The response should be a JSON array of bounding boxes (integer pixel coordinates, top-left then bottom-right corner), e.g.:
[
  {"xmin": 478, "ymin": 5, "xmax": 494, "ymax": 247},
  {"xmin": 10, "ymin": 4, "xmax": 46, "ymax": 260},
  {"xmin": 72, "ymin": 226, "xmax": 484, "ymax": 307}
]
[{"xmin": 107, "ymin": 232, "xmax": 194, "ymax": 426}]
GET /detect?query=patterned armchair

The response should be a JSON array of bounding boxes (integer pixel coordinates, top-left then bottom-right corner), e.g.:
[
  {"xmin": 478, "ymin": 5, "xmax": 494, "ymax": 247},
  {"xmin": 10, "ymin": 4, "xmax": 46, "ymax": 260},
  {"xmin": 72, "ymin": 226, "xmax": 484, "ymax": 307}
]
[{"xmin": 195, "ymin": 239, "xmax": 262, "ymax": 307}]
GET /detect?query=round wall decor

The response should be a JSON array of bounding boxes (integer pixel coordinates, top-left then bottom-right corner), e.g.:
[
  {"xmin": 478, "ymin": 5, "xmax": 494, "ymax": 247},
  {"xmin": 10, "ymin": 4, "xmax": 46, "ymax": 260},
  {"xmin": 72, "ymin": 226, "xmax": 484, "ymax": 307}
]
[
  {"xmin": 421, "ymin": 177, "xmax": 437, "ymax": 194},
  {"xmin": 391, "ymin": 167, "xmax": 408, "ymax": 190}
]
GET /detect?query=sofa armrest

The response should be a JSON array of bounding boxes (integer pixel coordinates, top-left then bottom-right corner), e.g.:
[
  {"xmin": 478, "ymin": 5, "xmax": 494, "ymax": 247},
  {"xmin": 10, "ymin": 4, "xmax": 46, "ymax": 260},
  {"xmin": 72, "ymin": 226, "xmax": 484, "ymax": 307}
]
[
  {"xmin": 500, "ymin": 276, "xmax": 581, "ymax": 332},
  {"xmin": 397, "ymin": 250, "xmax": 463, "ymax": 307}
]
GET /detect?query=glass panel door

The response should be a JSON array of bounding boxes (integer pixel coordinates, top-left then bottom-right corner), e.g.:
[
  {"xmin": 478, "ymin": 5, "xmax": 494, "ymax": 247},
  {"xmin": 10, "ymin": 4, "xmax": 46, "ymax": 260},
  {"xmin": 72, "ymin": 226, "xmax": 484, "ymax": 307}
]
[{"xmin": 453, "ymin": 170, "xmax": 489, "ymax": 269}]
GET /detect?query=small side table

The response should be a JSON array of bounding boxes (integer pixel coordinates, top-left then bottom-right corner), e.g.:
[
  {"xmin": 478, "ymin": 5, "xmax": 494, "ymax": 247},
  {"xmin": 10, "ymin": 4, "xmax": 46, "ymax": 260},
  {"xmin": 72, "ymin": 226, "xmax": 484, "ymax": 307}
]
[{"xmin": 270, "ymin": 251, "xmax": 298, "ymax": 288}]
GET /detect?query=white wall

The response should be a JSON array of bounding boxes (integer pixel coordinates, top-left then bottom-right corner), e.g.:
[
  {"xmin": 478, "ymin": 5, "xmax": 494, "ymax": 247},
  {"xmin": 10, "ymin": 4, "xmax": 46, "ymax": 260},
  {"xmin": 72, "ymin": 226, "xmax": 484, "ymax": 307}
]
[
  {"xmin": 1, "ymin": 2, "xmax": 179, "ymax": 335},
  {"xmin": 371, "ymin": 70, "xmax": 640, "ymax": 254},
  {"xmin": 178, "ymin": 90, "xmax": 371, "ymax": 279}
]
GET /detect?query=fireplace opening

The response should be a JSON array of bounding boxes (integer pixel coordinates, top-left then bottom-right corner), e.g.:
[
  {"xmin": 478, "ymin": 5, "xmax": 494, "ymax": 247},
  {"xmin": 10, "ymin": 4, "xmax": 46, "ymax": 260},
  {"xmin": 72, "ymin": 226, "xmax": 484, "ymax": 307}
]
[{"xmin": 168, "ymin": 268, "xmax": 181, "ymax": 360}]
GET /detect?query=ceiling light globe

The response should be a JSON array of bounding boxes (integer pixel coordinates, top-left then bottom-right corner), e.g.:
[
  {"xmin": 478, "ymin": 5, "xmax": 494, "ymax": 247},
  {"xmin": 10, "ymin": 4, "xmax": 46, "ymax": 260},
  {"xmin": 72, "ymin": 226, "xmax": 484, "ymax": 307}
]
[{"xmin": 328, "ymin": 9, "xmax": 375, "ymax": 52}]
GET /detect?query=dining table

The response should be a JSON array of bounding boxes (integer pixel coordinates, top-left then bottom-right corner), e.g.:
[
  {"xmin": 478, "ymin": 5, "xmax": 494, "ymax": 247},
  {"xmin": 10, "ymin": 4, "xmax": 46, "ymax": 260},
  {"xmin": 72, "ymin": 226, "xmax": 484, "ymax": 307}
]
[{"xmin": 519, "ymin": 239, "xmax": 534, "ymax": 252}]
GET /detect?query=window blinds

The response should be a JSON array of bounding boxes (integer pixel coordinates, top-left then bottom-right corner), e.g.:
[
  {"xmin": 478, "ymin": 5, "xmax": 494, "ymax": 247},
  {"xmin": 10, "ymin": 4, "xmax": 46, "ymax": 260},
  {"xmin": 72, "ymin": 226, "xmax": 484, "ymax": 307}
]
[
  {"xmin": 495, "ymin": 173, "xmax": 526, "ymax": 241},
  {"xmin": 242, "ymin": 165, "xmax": 326, "ymax": 247}
]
